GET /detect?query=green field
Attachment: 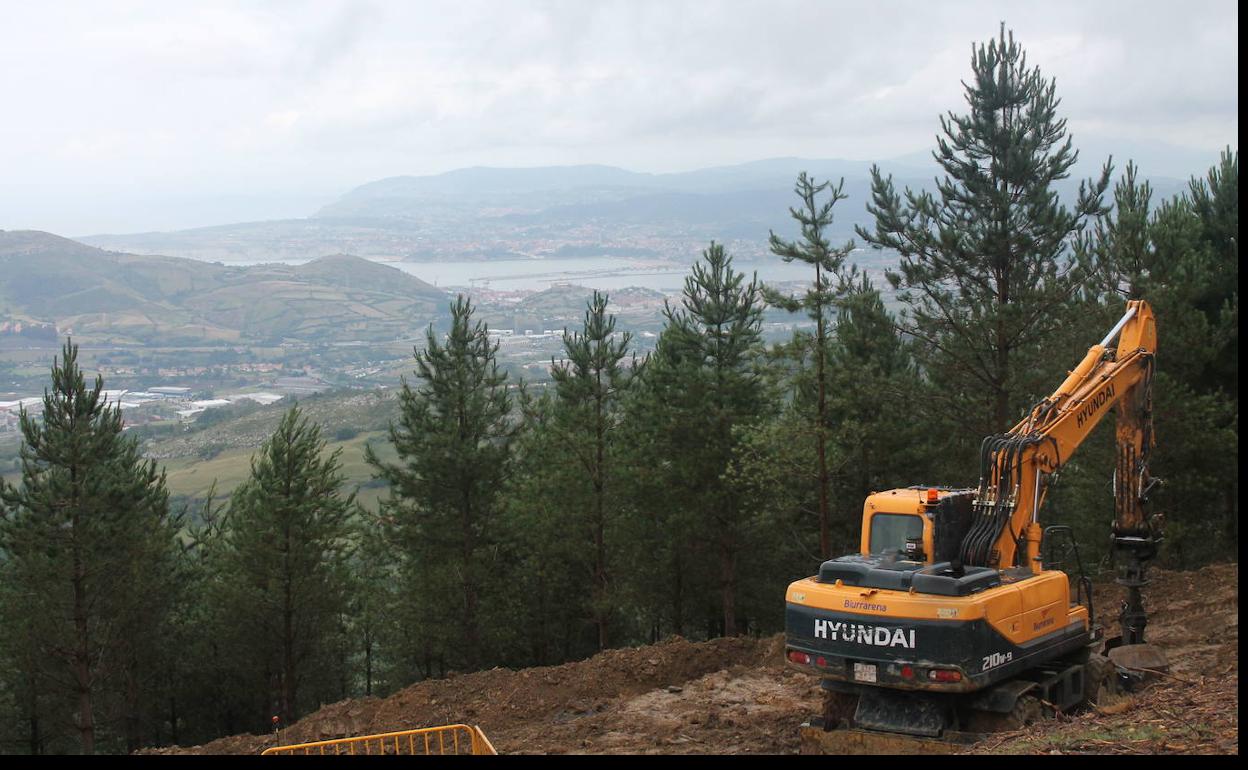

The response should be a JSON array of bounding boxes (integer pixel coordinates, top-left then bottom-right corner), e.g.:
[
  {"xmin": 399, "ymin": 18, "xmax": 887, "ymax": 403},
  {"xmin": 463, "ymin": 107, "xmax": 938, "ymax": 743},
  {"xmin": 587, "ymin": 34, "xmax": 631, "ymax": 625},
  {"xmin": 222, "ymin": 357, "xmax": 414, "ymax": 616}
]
[
  {"xmin": 159, "ymin": 429, "xmax": 398, "ymax": 511},
  {"xmin": 2, "ymin": 388, "xmax": 405, "ymax": 512}
]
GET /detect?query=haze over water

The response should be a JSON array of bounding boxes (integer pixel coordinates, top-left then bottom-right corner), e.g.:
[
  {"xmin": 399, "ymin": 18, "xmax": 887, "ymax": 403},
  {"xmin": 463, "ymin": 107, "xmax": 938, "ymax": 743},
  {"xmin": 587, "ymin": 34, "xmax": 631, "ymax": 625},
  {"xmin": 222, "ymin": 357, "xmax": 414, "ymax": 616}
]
[{"xmin": 217, "ymin": 255, "xmax": 870, "ymax": 293}]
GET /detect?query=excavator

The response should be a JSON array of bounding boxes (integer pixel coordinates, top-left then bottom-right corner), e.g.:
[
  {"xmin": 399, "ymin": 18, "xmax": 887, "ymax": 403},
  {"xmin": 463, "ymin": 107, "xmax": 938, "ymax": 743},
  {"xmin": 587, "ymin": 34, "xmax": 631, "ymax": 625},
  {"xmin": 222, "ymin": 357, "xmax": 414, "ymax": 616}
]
[{"xmin": 785, "ymin": 299, "xmax": 1167, "ymax": 753}]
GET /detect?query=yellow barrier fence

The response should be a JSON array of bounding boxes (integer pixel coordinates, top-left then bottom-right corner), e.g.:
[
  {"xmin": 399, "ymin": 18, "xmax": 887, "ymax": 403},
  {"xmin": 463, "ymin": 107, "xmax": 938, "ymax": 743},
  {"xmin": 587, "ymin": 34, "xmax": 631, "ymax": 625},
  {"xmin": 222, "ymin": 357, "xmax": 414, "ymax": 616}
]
[{"xmin": 261, "ymin": 724, "xmax": 497, "ymax": 756}]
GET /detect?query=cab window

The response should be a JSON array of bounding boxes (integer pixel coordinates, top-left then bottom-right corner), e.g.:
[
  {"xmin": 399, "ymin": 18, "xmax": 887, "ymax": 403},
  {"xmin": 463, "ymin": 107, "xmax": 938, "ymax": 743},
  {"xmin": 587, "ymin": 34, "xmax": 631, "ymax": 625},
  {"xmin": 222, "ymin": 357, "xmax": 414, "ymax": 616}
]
[{"xmin": 869, "ymin": 513, "xmax": 924, "ymax": 555}]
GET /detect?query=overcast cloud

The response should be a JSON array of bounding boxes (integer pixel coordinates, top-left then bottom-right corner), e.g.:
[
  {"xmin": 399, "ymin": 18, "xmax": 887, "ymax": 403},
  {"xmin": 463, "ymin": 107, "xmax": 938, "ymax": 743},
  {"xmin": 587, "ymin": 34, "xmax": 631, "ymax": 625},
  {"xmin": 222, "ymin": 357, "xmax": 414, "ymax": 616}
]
[{"xmin": 0, "ymin": 0, "xmax": 1237, "ymax": 234}]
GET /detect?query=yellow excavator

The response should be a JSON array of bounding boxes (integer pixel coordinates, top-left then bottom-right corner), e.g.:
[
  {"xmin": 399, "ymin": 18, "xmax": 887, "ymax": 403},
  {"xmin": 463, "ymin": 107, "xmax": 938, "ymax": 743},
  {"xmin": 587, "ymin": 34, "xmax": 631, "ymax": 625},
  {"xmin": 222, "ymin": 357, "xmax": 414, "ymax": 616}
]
[{"xmin": 785, "ymin": 299, "xmax": 1166, "ymax": 753}]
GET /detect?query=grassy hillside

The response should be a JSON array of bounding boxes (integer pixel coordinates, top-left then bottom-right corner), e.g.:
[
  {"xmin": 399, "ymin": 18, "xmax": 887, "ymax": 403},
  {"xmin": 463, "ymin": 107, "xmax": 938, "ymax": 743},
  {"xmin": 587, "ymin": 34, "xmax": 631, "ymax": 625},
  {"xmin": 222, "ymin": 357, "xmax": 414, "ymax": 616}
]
[
  {"xmin": 0, "ymin": 230, "xmax": 449, "ymax": 345},
  {"xmin": 1, "ymin": 388, "xmax": 405, "ymax": 511},
  {"xmin": 146, "ymin": 388, "xmax": 403, "ymax": 510},
  {"xmin": 159, "ymin": 430, "xmax": 397, "ymax": 512}
]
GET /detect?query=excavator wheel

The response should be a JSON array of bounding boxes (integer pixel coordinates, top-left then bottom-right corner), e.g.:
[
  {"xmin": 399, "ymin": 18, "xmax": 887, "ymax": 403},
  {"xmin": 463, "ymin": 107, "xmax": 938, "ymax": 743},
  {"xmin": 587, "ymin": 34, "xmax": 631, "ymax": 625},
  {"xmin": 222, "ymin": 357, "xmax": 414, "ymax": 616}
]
[
  {"xmin": 1008, "ymin": 694, "xmax": 1043, "ymax": 728},
  {"xmin": 963, "ymin": 693, "xmax": 1043, "ymax": 733},
  {"xmin": 821, "ymin": 690, "xmax": 859, "ymax": 729},
  {"xmin": 1084, "ymin": 653, "xmax": 1122, "ymax": 707}
]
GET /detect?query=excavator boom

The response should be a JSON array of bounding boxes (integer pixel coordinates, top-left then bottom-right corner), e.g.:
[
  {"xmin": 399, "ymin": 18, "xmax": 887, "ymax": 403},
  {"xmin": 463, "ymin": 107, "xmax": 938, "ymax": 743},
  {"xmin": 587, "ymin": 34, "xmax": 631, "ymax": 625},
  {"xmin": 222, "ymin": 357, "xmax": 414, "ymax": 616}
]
[{"xmin": 966, "ymin": 300, "xmax": 1158, "ymax": 572}]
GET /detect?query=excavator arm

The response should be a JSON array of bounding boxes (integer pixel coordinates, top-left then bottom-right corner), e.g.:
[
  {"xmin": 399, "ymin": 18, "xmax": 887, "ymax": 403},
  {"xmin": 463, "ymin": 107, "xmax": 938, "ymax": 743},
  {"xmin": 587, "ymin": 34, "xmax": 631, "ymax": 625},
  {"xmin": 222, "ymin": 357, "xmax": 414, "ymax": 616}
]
[{"xmin": 961, "ymin": 300, "xmax": 1159, "ymax": 573}]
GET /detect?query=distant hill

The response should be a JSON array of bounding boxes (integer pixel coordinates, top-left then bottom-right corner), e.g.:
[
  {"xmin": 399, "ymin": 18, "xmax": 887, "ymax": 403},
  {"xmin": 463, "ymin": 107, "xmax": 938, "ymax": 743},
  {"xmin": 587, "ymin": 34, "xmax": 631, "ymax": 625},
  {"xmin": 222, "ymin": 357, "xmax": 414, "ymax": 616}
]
[
  {"xmin": 314, "ymin": 157, "xmax": 925, "ymax": 221},
  {"xmin": 0, "ymin": 230, "xmax": 448, "ymax": 345},
  {"xmin": 78, "ymin": 217, "xmax": 434, "ymax": 263},
  {"xmin": 77, "ymin": 153, "xmax": 1201, "ymax": 264},
  {"xmin": 293, "ymin": 253, "xmax": 444, "ymax": 297},
  {"xmin": 326, "ymin": 164, "xmax": 656, "ymax": 211},
  {"xmin": 77, "ymin": 158, "xmax": 936, "ymax": 262}
]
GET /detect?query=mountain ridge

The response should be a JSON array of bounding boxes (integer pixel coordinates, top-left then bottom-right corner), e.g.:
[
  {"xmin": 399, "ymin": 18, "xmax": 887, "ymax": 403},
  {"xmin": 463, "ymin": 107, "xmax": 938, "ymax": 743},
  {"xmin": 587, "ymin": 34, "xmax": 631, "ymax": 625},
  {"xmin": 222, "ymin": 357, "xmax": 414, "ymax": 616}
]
[
  {"xmin": 72, "ymin": 152, "xmax": 1197, "ymax": 264},
  {"xmin": 0, "ymin": 231, "xmax": 448, "ymax": 344}
]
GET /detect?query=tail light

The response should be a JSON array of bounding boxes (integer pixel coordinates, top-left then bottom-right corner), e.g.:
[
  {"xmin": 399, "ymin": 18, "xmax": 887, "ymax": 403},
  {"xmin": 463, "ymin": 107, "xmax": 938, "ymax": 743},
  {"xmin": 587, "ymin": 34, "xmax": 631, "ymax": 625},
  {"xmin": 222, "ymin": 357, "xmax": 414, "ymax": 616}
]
[
  {"xmin": 928, "ymin": 668, "xmax": 963, "ymax": 683},
  {"xmin": 788, "ymin": 650, "xmax": 811, "ymax": 665}
]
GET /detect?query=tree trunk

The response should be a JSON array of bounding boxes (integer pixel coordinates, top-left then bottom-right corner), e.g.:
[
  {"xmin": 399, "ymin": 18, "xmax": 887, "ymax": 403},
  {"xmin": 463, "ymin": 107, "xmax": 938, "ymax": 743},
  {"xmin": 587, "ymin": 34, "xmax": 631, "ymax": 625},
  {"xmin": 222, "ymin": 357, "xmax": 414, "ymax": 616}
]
[
  {"xmin": 27, "ymin": 667, "xmax": 41, "ymax": 755},
  {"xmin": 994, "ymin": 356, "xmax": 1010, "ymax": 435},
  {"xmin": 670, "ymin": 551, "xmax": 684, "ymax": 637},
  {"xmin": 125, "ymin": 658, "xmax": 142, "ymax": 753},
  {"xmin": 71, "ymin": 526, "xmax": 95, "ymax": 755},
  {"xmin": 461, "ymin": 482, "xmax": 480, "ymax": 669},
  {"xmin": 720, "ymin": 535, "xmax": 737, "ymax": 636},
  {"xmin": 815, "ymin": 261, "xmax": 831, "ymax": 559},
  {"xmin": 994, "ymin": 276, "xmax": 1012, "ymax": 434},
  {"xmin": 282, "ymin": 529, "xmax": 297, "ymax": 725},
  {"xmin": 364, "ymin": 629, "xmax": 373, "ymax": 697}
]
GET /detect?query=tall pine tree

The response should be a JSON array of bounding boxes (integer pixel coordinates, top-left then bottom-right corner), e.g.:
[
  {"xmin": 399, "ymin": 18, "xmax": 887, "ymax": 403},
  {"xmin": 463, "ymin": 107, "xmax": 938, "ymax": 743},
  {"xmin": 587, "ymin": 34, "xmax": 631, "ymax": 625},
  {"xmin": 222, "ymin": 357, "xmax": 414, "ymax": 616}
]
[
  {"xmin": 545, "ymin": 291, "xmax": 634, "ymax": 650},
  {"xmin": 0, "ymin": 340, "xmax": 174, "ymax": 754},
  {"xmin": 824, "ymin": 277, "xmax": 929, "ymax": 545},
  {"xmin": 367, "ymin": 296, "xmax": 514, "ymax": 671},
  {"xmin": 765, "ymin": 172, "xmax": 856, "ymax": 558},
  {"xmin": 212, "ymin": 405, "xmax": 354, "ymax": 727},
  {"xmin": 630, "ymin": 243, "xmax": 767, "ymax": 636},
  {"xmin": 856, "ymin": 25, "xmax": 1111, "ymax": 440}
]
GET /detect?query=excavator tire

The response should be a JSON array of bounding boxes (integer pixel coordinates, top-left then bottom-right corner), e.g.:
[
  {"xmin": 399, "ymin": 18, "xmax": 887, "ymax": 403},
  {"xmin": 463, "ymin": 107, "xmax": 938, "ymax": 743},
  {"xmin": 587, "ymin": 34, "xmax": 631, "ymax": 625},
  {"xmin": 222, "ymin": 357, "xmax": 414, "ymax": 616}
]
[
  {"xmin": 963, "ymin": 693, "xmax": 1043, "ymax": 733},
  {"xmin": 1084, "ymin": 653, "xmax": 1121, "ymax": 707},
  {"xmin": 821, "ymin": 689, "xmax": 859, "ymax": 729},
  {"xmin": 1008, "ymin": 694, "xmax": 1043, "ymax": 728}
]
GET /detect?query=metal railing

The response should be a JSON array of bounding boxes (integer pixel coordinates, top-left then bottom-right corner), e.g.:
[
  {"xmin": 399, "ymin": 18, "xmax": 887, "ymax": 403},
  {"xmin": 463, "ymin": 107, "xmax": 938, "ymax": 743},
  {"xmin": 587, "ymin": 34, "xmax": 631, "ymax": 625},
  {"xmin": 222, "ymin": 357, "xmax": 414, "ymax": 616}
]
[{"xmin": 261, "ymin": 724, "xmax": 497, "ymax": 756}]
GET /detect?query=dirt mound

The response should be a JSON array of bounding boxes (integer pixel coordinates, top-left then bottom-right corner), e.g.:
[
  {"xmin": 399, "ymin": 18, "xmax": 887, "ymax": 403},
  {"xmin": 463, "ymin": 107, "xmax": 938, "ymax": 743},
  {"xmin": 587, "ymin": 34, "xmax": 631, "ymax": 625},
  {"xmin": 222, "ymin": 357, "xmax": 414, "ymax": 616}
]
[
  {"xmin": 156, "ymin": 633, "xmax": 814, "ymax": 755},
  {"xmin": 155, "ymin": 563, "xmax": 1237, "ymax": 755}
]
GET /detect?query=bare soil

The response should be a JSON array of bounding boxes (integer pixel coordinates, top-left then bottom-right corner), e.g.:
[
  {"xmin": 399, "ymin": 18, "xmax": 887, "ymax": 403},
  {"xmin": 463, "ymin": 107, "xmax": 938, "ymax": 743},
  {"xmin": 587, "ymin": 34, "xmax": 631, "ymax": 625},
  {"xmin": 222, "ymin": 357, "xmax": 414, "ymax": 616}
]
[
  {"xmin": 153, "ymin": 562, "xmax": 1237, "ymax": 755},
  {"xmin": 981, "ymin": 561, "xmax": 1238, "ymax": 755}
]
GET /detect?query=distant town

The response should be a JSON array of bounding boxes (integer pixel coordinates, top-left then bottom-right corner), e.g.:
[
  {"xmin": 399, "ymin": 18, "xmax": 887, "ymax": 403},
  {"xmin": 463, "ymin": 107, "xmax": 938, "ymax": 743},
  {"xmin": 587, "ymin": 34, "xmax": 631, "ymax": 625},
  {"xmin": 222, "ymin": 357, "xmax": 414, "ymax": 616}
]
[{"xmin": 1, "ymin": 277, "xmax": 820, "ymax": 442}]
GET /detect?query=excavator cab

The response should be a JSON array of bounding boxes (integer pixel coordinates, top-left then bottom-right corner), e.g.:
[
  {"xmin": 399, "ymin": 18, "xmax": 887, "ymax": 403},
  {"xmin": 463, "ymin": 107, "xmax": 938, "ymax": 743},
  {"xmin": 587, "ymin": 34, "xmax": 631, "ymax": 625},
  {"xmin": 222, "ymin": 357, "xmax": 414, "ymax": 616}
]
[{"xmin": 859, "ymin": 488, "xmax": 975, "ymax": 564}]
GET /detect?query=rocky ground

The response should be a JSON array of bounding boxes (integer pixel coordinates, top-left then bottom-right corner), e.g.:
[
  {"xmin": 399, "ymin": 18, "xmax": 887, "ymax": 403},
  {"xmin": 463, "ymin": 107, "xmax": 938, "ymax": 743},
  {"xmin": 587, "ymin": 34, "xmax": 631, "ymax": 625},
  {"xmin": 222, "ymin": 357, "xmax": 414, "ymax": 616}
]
[{"xmin": 151, "ymin": 562, "xmax": 1237, "ymax": 755}]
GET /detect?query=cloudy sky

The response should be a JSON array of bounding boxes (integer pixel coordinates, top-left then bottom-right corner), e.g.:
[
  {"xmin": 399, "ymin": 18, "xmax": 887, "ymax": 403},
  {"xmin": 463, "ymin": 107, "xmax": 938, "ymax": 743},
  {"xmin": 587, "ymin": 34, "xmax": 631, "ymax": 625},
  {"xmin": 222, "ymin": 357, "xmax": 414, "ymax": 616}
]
[{"xmin": 0, "ymin": 0, "xmax": 1237, "ymax": 235}]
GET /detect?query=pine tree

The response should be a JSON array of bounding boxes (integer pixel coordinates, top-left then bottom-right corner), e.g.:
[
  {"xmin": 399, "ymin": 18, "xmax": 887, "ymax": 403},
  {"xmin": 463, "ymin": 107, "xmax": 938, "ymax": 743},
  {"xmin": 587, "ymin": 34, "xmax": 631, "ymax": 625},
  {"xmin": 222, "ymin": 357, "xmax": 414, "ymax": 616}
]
[
  {"xmin": 550, "ymin": 292, "xmax": 633, "ymax": 649},
  {"xmin": 1071, "ymin": 153, "xmax": 1239, "ymax": 565},
  {"xmin": 110, "ymin": 489, "xmax": 183, "ymax": 752},
  {"xmin": 213, "ymin": 405, "xmax": 354, "ymax": 726},
  {"xmin": 1082, "ymin": 161, "xmax": 1154, "ymax": 301},
  {"xmin": 632, "ymin": 243, "xmax": 767, "ymax": 636},
  {"xmin": 157, "ymin": 492, "xmax": 223, "ymax": 748},
  {"xmin": 0, "ymin": 340, "xmax": 174, "ymax": 754},
  {"xmin": 765, "ymin": 173, "xmax": 856, "ymax": 558},
  {"xmin": 367, "ymin": 296, "xmax": 514, "ymax": 670},
  {"xmin": 503, "ymin": 395, "xmax": 600, "ymax": 663},
  {"xmin": 856, "ymin": 25, "xmax": 1111, "ymax": 439},
  {"xmin": 728, "ymin": 278, "xmax": 928, "ymax": 607},
  {"xmin": 1185, "ymin": 148, "xmax": 1237, "ymax": 397},
  {"xmin": 346, "ymin": 516, "xmax": 399, "ymax": 697},
  {"xmin": 824, "ymin": 278, "xmax": 930, "ymax": 543}
]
